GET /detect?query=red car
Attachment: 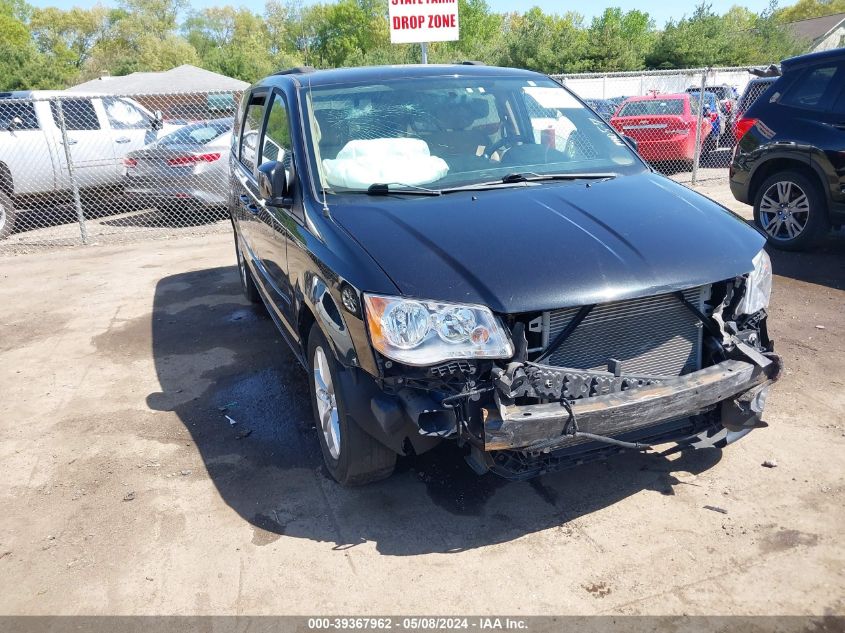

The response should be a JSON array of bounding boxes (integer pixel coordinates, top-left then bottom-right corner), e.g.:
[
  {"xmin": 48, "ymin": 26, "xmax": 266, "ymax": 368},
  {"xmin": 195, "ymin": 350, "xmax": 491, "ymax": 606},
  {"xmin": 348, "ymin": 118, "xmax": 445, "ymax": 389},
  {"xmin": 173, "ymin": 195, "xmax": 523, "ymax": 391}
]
[{"xmin": 610, "ymin": 93, "xmax": 712, "ymax": 167}]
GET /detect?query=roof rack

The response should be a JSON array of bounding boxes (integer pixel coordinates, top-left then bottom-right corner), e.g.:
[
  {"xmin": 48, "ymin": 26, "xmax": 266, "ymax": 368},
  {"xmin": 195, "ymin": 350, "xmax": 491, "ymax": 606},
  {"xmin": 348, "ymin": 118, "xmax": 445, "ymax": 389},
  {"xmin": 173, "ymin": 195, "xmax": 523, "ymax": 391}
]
[
  {"xmin": 459, "ymin": 61, "xmax": 485, "ymax": 65},
  {"xmin": 273, "ymin": 66, "xmax": 316, "ymax": 76}
]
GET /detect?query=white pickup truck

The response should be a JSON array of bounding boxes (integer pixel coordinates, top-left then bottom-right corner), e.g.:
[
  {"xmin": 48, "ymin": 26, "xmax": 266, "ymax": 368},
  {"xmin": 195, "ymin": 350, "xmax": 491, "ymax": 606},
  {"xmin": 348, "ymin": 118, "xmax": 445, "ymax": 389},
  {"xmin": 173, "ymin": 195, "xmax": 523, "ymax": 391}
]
[{"xmin": 0, "ymin": 90, "xmax": 179, "ymax": 238}]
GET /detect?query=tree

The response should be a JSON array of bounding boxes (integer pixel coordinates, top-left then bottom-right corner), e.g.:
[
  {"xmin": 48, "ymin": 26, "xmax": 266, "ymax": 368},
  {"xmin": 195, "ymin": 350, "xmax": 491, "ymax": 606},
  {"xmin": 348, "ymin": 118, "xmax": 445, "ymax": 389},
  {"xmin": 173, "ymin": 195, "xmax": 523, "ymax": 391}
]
[
  {"xmin": 1, "ymin": 0, "xmax": 71, "ymax": 89},
  {"xmin": 185, "ymin": 7, "xmax": 291, "ymax": 81},
  {"xmin": 265, "ymin": 0, "xmax": 302, "ymax": 63},
  {"xmin": 441, "ymin": 0, "xmax": 502, "ymax": 62},
  {"xmin": 752, "ymin": 1, "xmax": 805, "ymax": 61},
  {"xmin": 30, "ymin": 6, "xmax": 109, "ymax": 77},
  {"xmin": 583, "ymin": 8, "xmax": 656, "ymax": 71},
  {"xmin": 304, "ymin": 0, "xmax": 389, "ymax": 68},
  {"xmin": 496, "ymin": 8, "xmax": 587, "ymax": 74},
  {"xmin": 647, "ymin": 1, "xmax": 803, "ymax": 68},
  {"xmin": 777, "ymin": 0, "xmax": 845, "ymax": 22},
  {"xmin": 88, "ymin": 0, "xmax": 198, "ymax": 76}
]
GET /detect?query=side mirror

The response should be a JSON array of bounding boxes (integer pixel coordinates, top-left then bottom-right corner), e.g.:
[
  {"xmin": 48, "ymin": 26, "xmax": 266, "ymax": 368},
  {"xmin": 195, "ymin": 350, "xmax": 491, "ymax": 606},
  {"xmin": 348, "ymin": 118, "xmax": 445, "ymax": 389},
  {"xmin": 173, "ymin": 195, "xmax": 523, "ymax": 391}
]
[
  {"xmin": 151, "ymin": 110, "xmax": 163, "ymax": 131},
  {"xmin": 258, "ymin": 155, "xmax": 293, "ymax": 207},
  {"xmin": 622, "ymin": 135, "xmax": 638, "ymax": 154}
]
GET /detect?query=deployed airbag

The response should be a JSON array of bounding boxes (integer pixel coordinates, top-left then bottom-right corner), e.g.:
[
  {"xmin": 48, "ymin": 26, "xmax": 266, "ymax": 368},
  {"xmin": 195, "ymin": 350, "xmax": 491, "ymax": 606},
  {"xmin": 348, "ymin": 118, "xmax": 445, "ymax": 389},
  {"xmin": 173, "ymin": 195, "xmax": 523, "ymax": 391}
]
[{"xmin": 323, "ymin": 138, "xmax": 448, "ymax": 189}]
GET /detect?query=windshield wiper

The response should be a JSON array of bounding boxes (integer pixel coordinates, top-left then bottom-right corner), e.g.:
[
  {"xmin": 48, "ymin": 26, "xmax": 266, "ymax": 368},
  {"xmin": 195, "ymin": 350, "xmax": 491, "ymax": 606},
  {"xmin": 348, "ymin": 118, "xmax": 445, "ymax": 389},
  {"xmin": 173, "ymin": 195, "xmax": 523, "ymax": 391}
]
[
  {"xmin": 364, "ymin": 182, "xmax": 442, "ymax": 196},
  {"xmin": 502, "ymin": 171, "xmax": 618, "ymax": 183},
  {"xmin": 441, "ymin": 172, "xmax": 617, "ymax": 193}
]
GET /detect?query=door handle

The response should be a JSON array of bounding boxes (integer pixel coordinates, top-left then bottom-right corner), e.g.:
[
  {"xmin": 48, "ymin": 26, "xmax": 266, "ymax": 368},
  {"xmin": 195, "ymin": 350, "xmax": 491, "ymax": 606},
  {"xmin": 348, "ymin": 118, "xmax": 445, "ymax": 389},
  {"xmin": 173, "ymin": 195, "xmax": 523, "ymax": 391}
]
[
  {"xmin": 61, "ymin": 139, "xmax": 78, "ymax": 145},
  {"xmin": 115, "ymin": 137, "xmax": 131, "ymax": 143}
]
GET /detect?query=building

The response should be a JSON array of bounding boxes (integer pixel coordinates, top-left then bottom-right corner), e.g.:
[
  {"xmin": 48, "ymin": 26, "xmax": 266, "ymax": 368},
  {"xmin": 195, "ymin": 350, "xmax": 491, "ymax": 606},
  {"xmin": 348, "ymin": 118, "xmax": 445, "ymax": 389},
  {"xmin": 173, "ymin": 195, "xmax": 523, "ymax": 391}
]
[
  {"xmin": 67, "ymin": 65, "xmax": 249, "ymax": 121},
  {"xmin": 786, "ymin": 12, "xmax": 845, "ymax": 53}
]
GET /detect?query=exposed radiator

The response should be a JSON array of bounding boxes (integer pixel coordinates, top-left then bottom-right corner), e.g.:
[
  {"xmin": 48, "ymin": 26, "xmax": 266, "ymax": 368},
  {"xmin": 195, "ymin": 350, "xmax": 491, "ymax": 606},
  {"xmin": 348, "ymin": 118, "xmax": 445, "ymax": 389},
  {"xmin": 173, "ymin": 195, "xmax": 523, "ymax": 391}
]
[{"xmin": 542, "ymin": 286, "xmax": 710, "ymax": 377}]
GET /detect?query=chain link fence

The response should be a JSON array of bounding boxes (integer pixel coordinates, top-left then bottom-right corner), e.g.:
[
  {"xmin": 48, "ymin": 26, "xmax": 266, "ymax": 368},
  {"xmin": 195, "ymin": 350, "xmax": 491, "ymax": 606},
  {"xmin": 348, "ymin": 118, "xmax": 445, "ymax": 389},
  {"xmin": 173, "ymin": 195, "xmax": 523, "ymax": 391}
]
[
  {"xmin": 1, "ymin": 67, "xmax": 774, "ymax": 255},
  {"xmin": 0, "ymin": 90, "xmax": 241, "ymax": 255},
  {"xmin": 553, "ymin": 66, "xmax": 765, "ymax": 186}
]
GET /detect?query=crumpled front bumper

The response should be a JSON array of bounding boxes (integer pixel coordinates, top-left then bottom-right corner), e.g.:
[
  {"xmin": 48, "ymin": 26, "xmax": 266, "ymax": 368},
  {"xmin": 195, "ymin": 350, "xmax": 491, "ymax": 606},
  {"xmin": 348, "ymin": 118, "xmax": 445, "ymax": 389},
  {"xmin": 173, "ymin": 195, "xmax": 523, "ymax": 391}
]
[{"xmin": 481, "ymin": 355, "xmax": 782, "ymax": 453}]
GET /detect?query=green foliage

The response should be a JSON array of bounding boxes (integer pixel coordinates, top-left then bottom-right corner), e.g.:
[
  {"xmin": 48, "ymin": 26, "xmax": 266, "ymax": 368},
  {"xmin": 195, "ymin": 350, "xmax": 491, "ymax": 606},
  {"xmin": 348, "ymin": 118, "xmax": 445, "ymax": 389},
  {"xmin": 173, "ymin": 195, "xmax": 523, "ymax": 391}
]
[
  {"xmin": 495, "ymin": 8, "xmax": 588, "ymax": 73},
  {"xmin": 0, "ymin": 0, "xmax": 812, "ymax": 92},
  {"xmin": 583, "ymin": 8, "xmax": 656, "ymax": 71},
  {"xmin": 184, "ymin": 7, "xmax": 283, "ymax": 81},
  {"xmin": 304, "ymin": 0, "xmax": 390, "ymax": 68},
  {"xmin": 30, "ymin": 6, "xmax": 109, "ymax": 75},
  {"xmin": 776, "ymin": 0, "xmax": 845, "ymax": 22},
  {"xmin": 646, "ymin": 1, "xmax": 803, "ymax": 69}
]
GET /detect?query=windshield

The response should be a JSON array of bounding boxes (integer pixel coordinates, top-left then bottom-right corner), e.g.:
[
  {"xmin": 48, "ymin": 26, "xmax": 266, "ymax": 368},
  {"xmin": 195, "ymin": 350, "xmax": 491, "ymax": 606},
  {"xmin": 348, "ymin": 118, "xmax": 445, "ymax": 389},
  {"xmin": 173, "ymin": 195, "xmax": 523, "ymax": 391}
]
[
  {"xmin": 158, "ymin": 119, "xmax": 232, "ymax": 146},
  {"xmin": 303, "ymin": 76, "xmax": 642, "ymax": 192},
  {"xmin": 686, "ymin": 91, "xmax": 717, "ymax": 107},
  {"xmin": 618, "ymin": 98, "xmax": 686, "ymax": 117}
]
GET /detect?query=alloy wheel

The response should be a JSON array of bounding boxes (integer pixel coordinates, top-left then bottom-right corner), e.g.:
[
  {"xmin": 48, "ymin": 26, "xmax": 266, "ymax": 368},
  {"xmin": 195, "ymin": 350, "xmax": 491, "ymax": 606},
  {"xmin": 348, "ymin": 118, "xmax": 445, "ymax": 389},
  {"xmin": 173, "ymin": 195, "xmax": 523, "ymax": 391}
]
[
  {"xmin": 759, "ymin": 180, "xmax": 810, "ymax": 241},
  {"xmin": 237, "ymin": 244, "xmax": 248, "ymax": 289},
  {"xmin": 313, "ymin": 346, "xmax": 341, "ymax": 459}
]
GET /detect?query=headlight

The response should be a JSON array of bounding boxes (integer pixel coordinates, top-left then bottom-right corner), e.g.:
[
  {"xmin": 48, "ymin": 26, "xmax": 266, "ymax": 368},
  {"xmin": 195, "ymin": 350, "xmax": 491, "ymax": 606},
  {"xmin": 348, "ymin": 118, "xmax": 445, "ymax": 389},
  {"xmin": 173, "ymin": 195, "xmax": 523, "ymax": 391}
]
[
  {"xmin": 735, "ymin": 249, "xmax": 772, "ymax": 316},
  {"xmin": 363, "ymin": 294, "xmax": 513, "ymax": 366}
]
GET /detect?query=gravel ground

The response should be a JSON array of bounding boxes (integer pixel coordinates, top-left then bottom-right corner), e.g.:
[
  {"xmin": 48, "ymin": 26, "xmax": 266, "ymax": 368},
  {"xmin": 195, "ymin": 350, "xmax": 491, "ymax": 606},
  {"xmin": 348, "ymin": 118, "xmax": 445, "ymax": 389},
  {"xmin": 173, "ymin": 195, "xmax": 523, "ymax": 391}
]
[{"xmin": 0, "ymin": 183, "xmax": 843, "ymax": 616}]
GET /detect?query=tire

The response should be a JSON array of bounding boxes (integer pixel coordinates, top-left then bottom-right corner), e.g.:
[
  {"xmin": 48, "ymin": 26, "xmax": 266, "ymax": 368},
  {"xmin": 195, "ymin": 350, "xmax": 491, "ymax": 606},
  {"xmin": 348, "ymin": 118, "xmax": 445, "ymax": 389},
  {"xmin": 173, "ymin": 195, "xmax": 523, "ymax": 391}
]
[
  {"xmin": 234, "ymin": 232, "xmax": 261, "ymax": 304},
  {"xmin": 0, "ymin": 189, "xmax": 16, "ymax": 240},
  {"xmin": 307, "ymin": 324, "xmax": 396, "ymax": 486},
  {"xmin": 753, "ymin": 170, "xmax": 829, "ymax": 251}
]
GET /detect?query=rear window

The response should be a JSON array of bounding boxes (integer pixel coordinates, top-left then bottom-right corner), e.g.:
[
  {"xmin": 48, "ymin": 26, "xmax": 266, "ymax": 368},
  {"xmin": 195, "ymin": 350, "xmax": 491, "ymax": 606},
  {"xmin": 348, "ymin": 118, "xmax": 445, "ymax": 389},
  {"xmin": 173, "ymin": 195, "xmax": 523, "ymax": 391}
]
[
  {"xmin": 618, "ymin": 99, "xmax": 685, "ymax": 116},
  {"xmin": 0, "ymin": 101, "xmax": 38, "ymax": 130},
  {"xmin": 686, "ymin": 92, "xmax": 716, "ymax": 107},
  {"xmin": 738, "ymin": 79, "xmax": 776, "ymax": 113},
  {"xmin": 159, "ymin": 120, "xmax": 232, "ymax": 146}
]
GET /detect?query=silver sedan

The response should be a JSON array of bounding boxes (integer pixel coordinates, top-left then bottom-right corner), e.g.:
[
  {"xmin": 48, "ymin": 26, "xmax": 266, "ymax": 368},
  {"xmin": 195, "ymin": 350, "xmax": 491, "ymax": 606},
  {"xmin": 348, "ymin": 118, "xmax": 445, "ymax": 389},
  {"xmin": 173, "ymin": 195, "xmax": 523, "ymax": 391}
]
[{"xmin": 123, "ymin": 118, "xmax": 233, "ymax": 215}]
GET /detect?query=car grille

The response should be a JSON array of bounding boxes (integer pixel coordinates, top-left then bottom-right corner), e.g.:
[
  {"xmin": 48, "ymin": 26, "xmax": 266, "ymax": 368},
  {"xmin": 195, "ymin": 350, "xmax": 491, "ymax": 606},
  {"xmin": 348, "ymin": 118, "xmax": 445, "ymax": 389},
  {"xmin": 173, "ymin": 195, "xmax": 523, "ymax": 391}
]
[{"xmin": 543, "ymin": 286, "xmax": 710, "ymax": 376}]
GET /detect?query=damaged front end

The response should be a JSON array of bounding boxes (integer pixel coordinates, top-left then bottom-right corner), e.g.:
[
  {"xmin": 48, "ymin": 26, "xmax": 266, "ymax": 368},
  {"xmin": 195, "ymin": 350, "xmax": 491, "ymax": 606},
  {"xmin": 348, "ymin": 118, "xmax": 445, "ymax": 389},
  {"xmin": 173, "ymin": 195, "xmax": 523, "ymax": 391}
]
[{"xmin": 366, "ymin": 267, "xmax": 781, "ymax": 480}]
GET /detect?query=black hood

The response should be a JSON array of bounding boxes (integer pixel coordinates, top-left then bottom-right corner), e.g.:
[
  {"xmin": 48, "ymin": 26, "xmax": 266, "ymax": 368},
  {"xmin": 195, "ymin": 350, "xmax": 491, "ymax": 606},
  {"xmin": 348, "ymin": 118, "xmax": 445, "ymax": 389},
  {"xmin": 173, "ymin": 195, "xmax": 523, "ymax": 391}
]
[{"xmin": 330, "ymin": 172, "xmax": 765, "ymax": 314}]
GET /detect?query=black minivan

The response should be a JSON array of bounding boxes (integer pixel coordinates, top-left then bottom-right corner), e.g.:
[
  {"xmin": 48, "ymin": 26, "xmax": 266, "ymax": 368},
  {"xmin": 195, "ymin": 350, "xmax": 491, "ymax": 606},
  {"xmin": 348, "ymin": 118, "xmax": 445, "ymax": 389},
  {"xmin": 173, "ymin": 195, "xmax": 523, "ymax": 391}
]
[{"xmin": 230, "ymin": 64, "xmax": 780, "ymax": 485}]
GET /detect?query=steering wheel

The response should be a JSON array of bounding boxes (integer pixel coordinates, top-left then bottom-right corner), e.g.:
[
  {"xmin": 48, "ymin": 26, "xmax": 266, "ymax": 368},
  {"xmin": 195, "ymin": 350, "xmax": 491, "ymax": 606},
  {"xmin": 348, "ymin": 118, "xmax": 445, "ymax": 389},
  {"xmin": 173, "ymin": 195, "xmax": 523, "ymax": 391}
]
[{"xmin": 485, "ymin": 134, "xmax": 533, "ymax": 160}]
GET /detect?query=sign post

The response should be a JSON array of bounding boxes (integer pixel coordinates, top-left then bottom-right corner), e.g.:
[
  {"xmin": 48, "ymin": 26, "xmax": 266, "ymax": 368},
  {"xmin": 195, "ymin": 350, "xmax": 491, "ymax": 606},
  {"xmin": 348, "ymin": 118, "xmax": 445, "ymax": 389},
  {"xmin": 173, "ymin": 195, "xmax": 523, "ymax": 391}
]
[{"xmin": 388, "ymin": 0, "xmax": 459, "ymax": 63}]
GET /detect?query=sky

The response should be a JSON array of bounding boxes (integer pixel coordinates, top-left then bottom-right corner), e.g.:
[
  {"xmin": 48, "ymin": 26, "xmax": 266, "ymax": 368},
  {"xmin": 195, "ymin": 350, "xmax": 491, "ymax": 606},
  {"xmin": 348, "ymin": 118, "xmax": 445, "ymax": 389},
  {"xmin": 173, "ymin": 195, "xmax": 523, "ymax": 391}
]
[{"xmin": 27, "ymin": 0, "xmax": 779, "ymax": 28}]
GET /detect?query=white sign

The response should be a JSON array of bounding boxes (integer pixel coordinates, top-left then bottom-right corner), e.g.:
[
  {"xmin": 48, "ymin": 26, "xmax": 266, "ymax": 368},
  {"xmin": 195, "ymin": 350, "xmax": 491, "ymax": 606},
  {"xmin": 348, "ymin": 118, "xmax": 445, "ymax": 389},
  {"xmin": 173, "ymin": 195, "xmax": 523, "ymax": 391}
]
[{"xmin": 388, "ymin": 0, "xmax": 459, "ymax": 44}]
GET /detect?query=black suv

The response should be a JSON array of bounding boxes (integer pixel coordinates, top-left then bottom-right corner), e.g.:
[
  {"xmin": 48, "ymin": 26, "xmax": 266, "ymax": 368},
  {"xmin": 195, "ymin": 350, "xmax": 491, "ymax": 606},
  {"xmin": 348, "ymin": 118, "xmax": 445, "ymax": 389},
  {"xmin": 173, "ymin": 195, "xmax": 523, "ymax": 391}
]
[
  {"xmin": 230, "ymin": 64, "xmax": 780, "ymax": 485},
  {"xmin": 730, "ymin": 49, "xmax": 845, "ymax": 250}
]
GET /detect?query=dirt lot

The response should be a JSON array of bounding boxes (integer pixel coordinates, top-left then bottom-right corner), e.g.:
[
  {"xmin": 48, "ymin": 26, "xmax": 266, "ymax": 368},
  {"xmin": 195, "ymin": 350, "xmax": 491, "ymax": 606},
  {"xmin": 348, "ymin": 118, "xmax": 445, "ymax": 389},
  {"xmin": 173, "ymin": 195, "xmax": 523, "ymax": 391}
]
[{"xmin": 0, "ymin": 187, "xmax": 843, "ymax": 616}]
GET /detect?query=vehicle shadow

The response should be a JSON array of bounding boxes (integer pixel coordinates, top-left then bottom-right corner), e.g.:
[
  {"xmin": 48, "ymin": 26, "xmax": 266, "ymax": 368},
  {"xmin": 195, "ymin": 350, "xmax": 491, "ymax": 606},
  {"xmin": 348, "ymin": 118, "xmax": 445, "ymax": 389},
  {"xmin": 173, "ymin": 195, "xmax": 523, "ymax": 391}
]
[
  {"xmin": 12, "ymin": 193, "xmax": 142, "ymax": 235},
  {"xmin": 766, "ymin": 231, "xmax": 845, "ymax": 291},
  {"xmin": 146, "ymin": 265, "xmax": 724, "ymax": 556},
  {"xmin": 98, "ymin": 205, "xmax": 228, "ymax": 229}
]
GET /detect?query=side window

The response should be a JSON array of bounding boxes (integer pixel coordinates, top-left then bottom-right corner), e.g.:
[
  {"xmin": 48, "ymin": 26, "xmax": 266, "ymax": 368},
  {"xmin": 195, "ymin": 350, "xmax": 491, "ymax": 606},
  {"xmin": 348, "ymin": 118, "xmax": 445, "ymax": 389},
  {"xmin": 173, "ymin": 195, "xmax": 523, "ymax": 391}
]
[
  {"xmin": 261, "ymin": 93, "xmax": 291, "ymax": 167},
  {"xmin": 239, "ymin": 93, "xmax": 266, "ymax": 174},
  {"xmin": 103, "ymin": 98, "xmax": 149, "ymax": 129},
  {"xmin": 51, "ymin": 99, "xmax": 100, "ymax": 131},
  {"xmin": 0, "ymin": 101, "xmax": 38, "ymax": 130},
  {"xmin": 780, "ymin": 64, "xmax": 843, "ymax": 110}
]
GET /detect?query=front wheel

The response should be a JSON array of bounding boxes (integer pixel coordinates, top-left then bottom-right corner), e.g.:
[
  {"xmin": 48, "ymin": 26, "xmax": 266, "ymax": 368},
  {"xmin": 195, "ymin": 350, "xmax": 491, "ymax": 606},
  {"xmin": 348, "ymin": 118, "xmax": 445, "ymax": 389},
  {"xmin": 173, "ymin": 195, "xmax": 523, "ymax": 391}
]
[
  {"xmin": 234, "ymin": 232, "xmax": 261, "ymax": 304},
  {"xmin": 307, "ymin": 325, "xmax": 396, "ymax": 486},
  {"xmin": 753, "ymin": 170, "xmax": 829, "ymax": 251},
  {"xmin": 0, "ymin": 190, "xmax": 16, "ymax": 240}
]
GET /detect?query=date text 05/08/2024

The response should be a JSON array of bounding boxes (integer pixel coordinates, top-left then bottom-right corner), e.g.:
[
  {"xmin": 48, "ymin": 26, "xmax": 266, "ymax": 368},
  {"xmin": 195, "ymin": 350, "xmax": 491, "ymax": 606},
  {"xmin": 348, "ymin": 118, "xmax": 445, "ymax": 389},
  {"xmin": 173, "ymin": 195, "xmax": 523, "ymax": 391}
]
[{"xmin": 307, "ymin": 617, "xmax": 529, "ymax": 630}]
